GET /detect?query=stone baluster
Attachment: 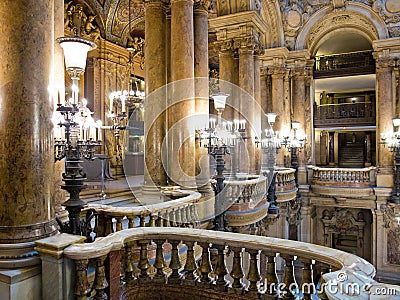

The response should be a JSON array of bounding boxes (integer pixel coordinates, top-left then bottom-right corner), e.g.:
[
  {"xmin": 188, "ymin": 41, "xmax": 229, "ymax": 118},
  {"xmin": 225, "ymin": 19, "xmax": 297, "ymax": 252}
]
[
  {"xmin": 169, "ymin": 240, "xmax": 182, "ymax": 284},
  {"xmin": 163, "ymin": 211, "xmax": 170, "ymax": 227},
  {"xmin": 265, "ymin": 253, "xmax": 279, "ymax": 298},
  {"xmin": 183, "ymin": 241, "xmax": 197, "ymax": 284},
  {"xmin": 181, "ymin": 207, "xmax": 188, "ymax": 225},
  {"xmin": 105, "ymin": 216, "xmax": 113, "ymax": 235},
  {"xmin": 281, "ymin": 255, "xmax": 297, "ymax": 299},
  {"xmin": 185, "ymin": 205, "xmax": 191, "ymax": 225},
  {"xmin": 229, "ymin": 247, "xmax": 244, "ymax": 293},
  {"xmin": 156, "ymin": 212, "xmax": 163, "ymax": 227},
  {"xmin": 246, "ymin": 249, "xmax": 261, "ymax": 297},
  {"xmin": 115, "ymin": 217, "xmax": 123, "ymax": 232},
  {"xmin": 317, "ymin": 263, "xmax": 331, "ymax": 299},
  {"xmin": 197, "ymin": 242, "xmax": 212, "ymax": 286},
  {"xmin": 149, "ymin": 214, "xmax": 157, "ymax": 227},
  {"xmin": 128, "ymin": 217, "xmax": 135, "ymax": 229},
  {"xmin": 170, "ymin": 209, "xmax": 177, "ymax": 227},
  {"xmin": 140, "ymin": 214, "xmax": 147, "ymax": 227},
  {"xmin": 74, "ymin": 259, "xmax": 90, "ymax": 300},
  {"xmin": 93, "ymin": 255, "xmax": 109, "ymax": 300},
  {"xmin": 300, "ymin": 259, "xmax": 314, "ymax": 299},
  {"xmin": 214, "ymin": 245, "xmax": 228, "ymax": 291},
  {"xmin": 123, "ymin": 242, "xmax": 135, "ymax": 285},
  {"xmin": 153, "ymin": 239, "xmax": 166, "ymax": 283},
  {"xmin": 138, "ymin": 240, "xmax": 150, "ymax": 280}
]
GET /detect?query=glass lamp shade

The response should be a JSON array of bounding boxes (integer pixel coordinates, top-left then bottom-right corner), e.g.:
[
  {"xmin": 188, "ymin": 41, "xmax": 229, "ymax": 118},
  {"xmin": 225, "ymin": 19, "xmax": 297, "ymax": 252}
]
[
  {"xmin": 292, "ymin": 121, "xmax": 300, "ymax": 130},
  {"xmin": 57, "ymin": 36, "xmax": 96, "ymax": 78},
  {"xmin": 266, "ymin": 113, "xmax": 277, "ymax": 124},
  {"xmin": 212, "ymin": 93, "xmax": 229, "ymax": 110}
]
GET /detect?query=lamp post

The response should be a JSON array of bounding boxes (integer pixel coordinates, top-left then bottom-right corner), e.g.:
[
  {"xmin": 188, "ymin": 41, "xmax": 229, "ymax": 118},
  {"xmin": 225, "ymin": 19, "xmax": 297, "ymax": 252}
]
[
  {"xmin": 55, "ymin": 32, "xmax": 100, "ymax": 235},
  {"xmin": 258, "ymin": 113, "xmax": 281, "ymax": 215},
  {"xmin": 197, "ymin": 92, "xmax": 246, "ymax": 231},
  {"xmin": 281, "ymin": 121, "xmax": 306, "ymax": 240},
  {"xmin": 381, "ymin": 118, "xmax": 400, "ymax": 204}
]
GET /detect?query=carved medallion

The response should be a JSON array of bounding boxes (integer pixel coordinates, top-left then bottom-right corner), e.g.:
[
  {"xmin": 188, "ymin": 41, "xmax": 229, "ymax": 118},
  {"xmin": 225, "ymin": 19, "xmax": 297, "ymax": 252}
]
[{"xmin": 386, "ymin": 0, "xmax": 400, "ymax": 13}]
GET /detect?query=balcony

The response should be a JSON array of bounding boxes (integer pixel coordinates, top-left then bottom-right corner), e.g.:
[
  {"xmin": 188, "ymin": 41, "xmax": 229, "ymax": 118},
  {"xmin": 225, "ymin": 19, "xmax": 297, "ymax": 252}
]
[
  {"xmin": 313, "ymin": 102, "xmax": 376, "ymax": 128},
  {"xmin": 314, "ymin": 51, "xmax": 375, "ymax": 79}
]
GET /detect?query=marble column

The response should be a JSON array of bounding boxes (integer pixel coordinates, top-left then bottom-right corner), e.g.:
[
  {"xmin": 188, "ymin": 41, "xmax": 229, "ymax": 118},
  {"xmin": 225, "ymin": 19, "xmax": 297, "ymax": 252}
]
[
  {"xmin": 0, "ymin": 0, "xmax": 58, "ymax": 266},
  {"xmin": 194, "ymin": 0, "xmax": 211, "ymax": 193},
  {"xmin": 254, "ymin": 55, "xmax": 261, "ymax": 173},
  {"xmin": 292, "ymin": 69, "xmax": 307, "ymax": 183},
  {"xmin": 168, "ymin": 0, "xmax": 196, "ymax": 188},
  {"xmin": 376, "ymin": 59, "xmax": 394, "ymax": 186},
  {"xmin": 271, "ymin": 68, "xmax": 285, "ymax": 166},
  {"xmin": 238, "ymin": 47, "xmax": 255, "ymax": 173},
  {"xmin": 219, "ymin": 48, "xmax": 237, "ymax": 120},
  {"xmin": 53, "ymin": 0, "xmax": 67, "ymax": 223},
  {"xmin": 144, "ymin": 0, "xmax": 167, "ymax": 189}
]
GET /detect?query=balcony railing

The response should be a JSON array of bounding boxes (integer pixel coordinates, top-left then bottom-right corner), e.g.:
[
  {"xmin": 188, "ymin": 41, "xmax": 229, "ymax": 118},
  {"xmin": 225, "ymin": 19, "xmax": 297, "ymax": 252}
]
[
  {"xmin": 37, "ymin": 227, "xmax": 400, "ymax": 300},
  {"xmin": 314, "ymin": 50, "xmax": 375, "ymax": 78},
  {"xmin": 275, "ymin": 167, "xmax": 297, "ymax": 202},
  {"xmin": 314, "ymin": 102, "xmax": 376, "ymax": 127},
  {"xmin": 309, "ymin": 166, "xmax": 376, "ymax": 187}
]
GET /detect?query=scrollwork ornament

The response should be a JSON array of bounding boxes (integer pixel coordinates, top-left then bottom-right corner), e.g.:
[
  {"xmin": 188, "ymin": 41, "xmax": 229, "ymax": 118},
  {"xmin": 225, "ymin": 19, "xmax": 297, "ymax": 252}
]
[
  {"xmin": 286, "ymin": 198, "xmax": 302, "ymax": 226},
  {"xmin": 373, "ymin": 0, "xmax": 400, "ymax": 37}
]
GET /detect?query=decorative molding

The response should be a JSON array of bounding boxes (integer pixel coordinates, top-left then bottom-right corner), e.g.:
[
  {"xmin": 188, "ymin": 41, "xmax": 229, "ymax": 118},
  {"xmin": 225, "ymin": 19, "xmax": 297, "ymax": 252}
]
[{"xmin": 286, "ymin": 198, "xmax": 302, "ymax": 226}]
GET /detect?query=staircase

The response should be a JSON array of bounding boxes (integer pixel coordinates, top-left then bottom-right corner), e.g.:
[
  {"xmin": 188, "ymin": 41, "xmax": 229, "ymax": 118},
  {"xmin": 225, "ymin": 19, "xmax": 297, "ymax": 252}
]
[{"xmin": 339, "ymin": 142, "xmax": 364, "ymax": 168}]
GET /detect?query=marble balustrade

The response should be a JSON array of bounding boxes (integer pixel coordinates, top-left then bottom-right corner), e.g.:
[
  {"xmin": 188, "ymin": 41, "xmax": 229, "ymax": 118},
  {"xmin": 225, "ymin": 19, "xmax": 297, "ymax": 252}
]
[
  {"xmin": 53, "ymin": 227, "xmax": 400, "ymax": 300},
  {"xmin": 83, "ymin": 189, "xmax": 203, "ymax": 239},
  {"xmin": 308, "ymin": 166, "xmax": 376, "ymax": 187}
]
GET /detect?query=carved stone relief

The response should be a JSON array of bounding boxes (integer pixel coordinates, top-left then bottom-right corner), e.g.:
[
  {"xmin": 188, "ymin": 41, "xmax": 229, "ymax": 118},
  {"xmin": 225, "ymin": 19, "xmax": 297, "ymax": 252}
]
[
  {"xmin": 373, "ymin": 0, "xmax": 400, "ymax": 37},
  {"xmin": 381, "ymin": 203, "xmax": 400, "ymax": 265},
  {"xmin": 64, "ymin": 3, "xmax": 101, "ymax": 42}
]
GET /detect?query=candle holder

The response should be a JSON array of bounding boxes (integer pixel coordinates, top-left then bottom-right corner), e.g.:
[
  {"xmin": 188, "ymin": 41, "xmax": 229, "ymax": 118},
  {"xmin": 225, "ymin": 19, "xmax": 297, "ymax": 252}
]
[
  {"xmin": 55, "ymin": 31, "xmax": 102, "ymax": 235},
  {"xmin": 196, "ymin": 92, "xmax": 250, "ymax": 231}
]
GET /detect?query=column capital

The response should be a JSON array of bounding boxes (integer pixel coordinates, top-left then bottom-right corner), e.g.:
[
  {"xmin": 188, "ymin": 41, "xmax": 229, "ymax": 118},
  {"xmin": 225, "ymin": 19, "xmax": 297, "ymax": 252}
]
[
  {"xmin": 375, "ymin": 56, "xmax": 397, "ymax": 70},
  {"xmin": 234, "ymin": 36, "xmax": 264, "ymax": 55},
  {"xmin": 194, "ymin": 0, "xmax": 210, "ymax": 11},
  {"xmin": 213, "ymin": 39, "xmax": 235, "ymax": 53},
  {"xmin": 267, "ymin": 65, "xmax": 287, "ymax": 77},
  {"xmin": 170, "ymin": 0, "xmax": 194, "ymax": 4}
]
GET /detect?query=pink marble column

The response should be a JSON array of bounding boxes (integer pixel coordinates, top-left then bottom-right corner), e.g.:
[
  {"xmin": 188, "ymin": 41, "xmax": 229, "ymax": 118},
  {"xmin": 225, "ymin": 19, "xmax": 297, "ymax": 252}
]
[
  {"xmin": 144, "ymin": 0, "xmax": 168, "ymax": 188},
  {"xmin": 0, "ymin": 0, "xmax": 58, "ymax": 262},
  {"xmin": 254, "ymin": 55, "xmax": 261, "ymax": 172},
  {"xmin": 219, "ymin": 47, "xmax": 238, "ymax": 120},
  {"xmin": 238, "ymin": 47, "xmax": 255, "ymax": 173},
  {"xmin": 169, "ymin": 0, "xmax": 196, "ymax": 188}
]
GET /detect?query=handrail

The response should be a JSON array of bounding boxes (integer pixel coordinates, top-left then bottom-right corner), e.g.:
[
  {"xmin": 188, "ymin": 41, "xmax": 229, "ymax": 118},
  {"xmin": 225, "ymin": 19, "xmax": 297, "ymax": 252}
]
[{"xmin": 58, "ymin": 227, "xmax": 399, "ymax": 299}]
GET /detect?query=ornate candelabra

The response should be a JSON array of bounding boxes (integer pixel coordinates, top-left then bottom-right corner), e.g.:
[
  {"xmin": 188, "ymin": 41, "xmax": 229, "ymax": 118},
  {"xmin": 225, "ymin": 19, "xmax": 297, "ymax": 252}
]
[
  {"xmin": 281, "ymin": 121, "xmax": 306, "ymax": 198},
  {"xmin": 197, "ymin": 93, "xmax": 247, "ymax": 231},
  {"xmin": 381, "ymin": 118, "xmax": 400, "ymax": 204},
  {"xmin": 257, "ymin": 113, "xmax": 281, "ymax": 215},
  {"xmin": 55, "ymin": 33, "xmax": 100, "ymax": 235}
]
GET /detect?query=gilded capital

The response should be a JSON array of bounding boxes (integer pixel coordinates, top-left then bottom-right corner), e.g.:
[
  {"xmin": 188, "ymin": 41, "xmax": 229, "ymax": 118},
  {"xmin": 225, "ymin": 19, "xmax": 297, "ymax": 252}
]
[
  {"xmin": 194, "ymin": 0, "xmax": 210, "ymax": 11},
  {"xmin": 233, "ymin": 36, "xmax": 264, "ymax": 54},
  {"xmin": 213, "ymin": 39, "xmax": 235, "ymax": 53}
]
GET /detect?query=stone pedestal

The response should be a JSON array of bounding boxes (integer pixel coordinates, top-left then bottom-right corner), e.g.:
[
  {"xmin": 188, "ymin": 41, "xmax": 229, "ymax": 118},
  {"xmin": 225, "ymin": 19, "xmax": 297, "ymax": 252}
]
[{"xmin": 35, "ymin": 234, "xmax": 85, "ymax": 300}]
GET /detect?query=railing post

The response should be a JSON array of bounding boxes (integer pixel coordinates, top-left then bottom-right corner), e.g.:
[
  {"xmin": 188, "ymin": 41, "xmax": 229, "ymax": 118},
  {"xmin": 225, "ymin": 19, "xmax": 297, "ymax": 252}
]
[
  {"xmin": 138, "ymin": 240, "xmax": 150, "ymax": 281},
  {"xmin": 93, "ymin": 255, "xmax": 109, "ymax": 300},
  {"xmin": 300, "ymin": 258, "xmax": 314, "ymax": 300},
  {"xmin": 153, "ymin": 239, "xmax": 166, "ymax": 283},
  {"xmin": 123, "ymin": 242, "xmax": 135, "ymax": 285},
  {"xmin": 197, "ymin": 242, "xmax": 212, "ymax": 287},
  {"xmin": 246, "ymin": 249, "xmax": 261, "ymax": 297},
  {"xmin": 74, "ymin": 259, "xmax": 90, "ymax": 300},
  {"xmin": 213, "ymin": 244, "xmax": 228, "ymax": 292},
  {"xmin": 265, "ymin": 252, "xmax": 279, "ymax": 299},
  {"xmin": 183, "ymin": 241, "xmax": 197, "ymax": 284},
  {"xmin": 168, "ymin": 240, "xmax": 182, "ymax": 284},
  {"xmin": 281, "ymin": 255, "xmax": 297, "ymax": 299},
  {"xmin": 229, "ymin": 247, "xmax": 244, "ymax": 294}
]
